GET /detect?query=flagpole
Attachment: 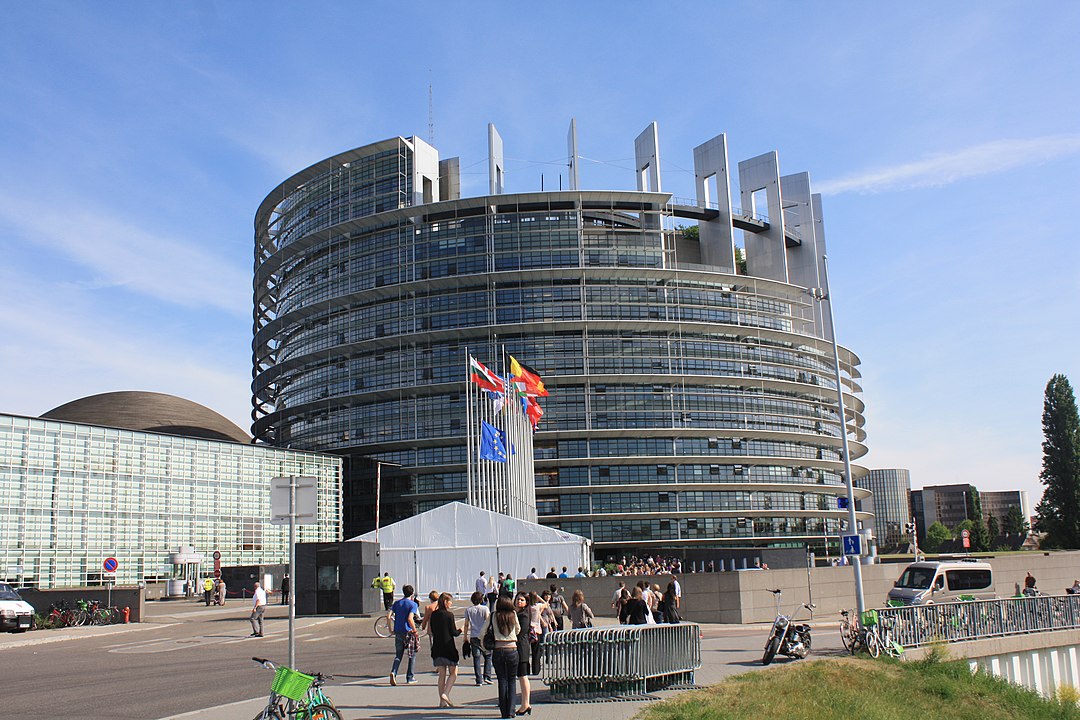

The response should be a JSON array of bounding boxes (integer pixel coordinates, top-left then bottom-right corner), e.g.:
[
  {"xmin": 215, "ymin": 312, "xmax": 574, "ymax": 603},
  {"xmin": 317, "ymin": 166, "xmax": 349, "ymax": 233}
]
[{"xmin": 465, "ymin": 347, "xmax": 474, "ymax": 507}]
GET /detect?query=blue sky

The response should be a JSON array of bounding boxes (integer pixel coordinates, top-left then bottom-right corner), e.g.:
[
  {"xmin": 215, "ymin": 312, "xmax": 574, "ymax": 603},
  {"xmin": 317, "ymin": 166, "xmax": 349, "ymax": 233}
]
[{"xmin": 2, "ymin": 2, "xmax": 1077, "ymax": 505}]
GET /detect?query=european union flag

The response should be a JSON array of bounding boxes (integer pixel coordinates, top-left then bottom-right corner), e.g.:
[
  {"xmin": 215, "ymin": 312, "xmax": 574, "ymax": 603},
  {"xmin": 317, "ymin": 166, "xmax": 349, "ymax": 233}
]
[
  {"xmin": 479, "ymin": 421, "xmax": 509, "ymax": 463},
  {"xmin": 837, "ymin": 497, "xmax": 849, "ymax": 509}
]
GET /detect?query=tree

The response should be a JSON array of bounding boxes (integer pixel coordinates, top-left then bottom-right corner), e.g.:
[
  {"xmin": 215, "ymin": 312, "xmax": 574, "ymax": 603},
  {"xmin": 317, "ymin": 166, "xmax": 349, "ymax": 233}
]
[
  {"xmin": 924, "ymin": 521, "xmax": 952, "ymax": 553},
  {"xmin": 1034, "ymin": 374, "xmax": 1080, "ymax": 548},
  {"xmin": 1003, "ymin": 505, "xmax": 1029, "ymax": 535},
  {"xmin": 987, "ymin": 513, "xmax": 1000, "ymax": 541},
  {"xmin": 966, "ymin": 487, "xmax": 990, "ymax": 552}
]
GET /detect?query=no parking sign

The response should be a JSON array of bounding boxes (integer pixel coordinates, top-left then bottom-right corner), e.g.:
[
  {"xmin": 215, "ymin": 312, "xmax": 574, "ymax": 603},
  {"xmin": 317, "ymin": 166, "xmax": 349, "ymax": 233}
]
[{"xmin": 103, "ymin": 557, "xmax": 118, "ymax": 573}]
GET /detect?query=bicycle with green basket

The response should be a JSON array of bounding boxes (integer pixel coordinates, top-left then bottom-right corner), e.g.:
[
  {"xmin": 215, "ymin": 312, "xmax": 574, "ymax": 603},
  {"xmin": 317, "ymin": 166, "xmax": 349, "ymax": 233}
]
[{"xmin": 251, "ymin": 657, "xmax": 341, "ymax": 720}]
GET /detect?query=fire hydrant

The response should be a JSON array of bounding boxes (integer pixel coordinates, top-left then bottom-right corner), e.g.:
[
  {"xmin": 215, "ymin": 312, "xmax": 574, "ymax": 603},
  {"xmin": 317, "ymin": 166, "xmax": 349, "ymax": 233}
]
[{"xmin": 123, "ymin": 606, "xmax": 130, "ymax": 624}]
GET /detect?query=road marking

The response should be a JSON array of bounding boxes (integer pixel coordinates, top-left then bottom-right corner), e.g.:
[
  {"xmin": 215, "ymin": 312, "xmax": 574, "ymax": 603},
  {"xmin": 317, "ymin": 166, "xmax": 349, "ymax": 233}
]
[{"xmin": 156, "ymin": 696, "xmax": 263, "ymax": 719}]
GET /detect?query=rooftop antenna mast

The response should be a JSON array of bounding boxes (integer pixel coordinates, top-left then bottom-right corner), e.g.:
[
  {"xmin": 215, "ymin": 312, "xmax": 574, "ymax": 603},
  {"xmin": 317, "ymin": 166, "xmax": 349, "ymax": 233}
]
[{"xmin": 428, "ymin": 72, "xmax": 434, "ymax": 146}]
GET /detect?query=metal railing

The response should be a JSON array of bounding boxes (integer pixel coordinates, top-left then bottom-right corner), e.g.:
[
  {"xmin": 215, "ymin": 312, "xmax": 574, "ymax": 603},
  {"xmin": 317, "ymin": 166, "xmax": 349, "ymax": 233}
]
[
  {"xmin": 877, "ymin": 595, "xmax": 1080, "ymax": 649},
  {"xmin": 541, "ymin": 623, "xmax": 701, "ymax": 702}
]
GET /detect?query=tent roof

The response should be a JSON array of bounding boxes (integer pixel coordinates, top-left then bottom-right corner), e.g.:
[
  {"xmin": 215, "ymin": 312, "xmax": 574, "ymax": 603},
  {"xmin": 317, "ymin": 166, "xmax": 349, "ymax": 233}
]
[{"xmin": 349, "ymin": 502, "xmax": 589, "ymax": 550}]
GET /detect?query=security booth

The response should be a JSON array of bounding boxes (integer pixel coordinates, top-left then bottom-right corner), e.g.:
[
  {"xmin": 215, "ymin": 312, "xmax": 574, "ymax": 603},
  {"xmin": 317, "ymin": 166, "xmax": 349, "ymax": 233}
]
[{"xmin": 294, "ymin": 539, "xmax": 381, "ymax": 615}]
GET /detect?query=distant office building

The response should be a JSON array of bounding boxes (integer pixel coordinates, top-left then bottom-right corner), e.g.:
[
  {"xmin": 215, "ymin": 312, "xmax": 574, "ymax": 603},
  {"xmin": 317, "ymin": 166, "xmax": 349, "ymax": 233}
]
[
  {"xmin": 909, "ymin": 489, "xmax": 925, "ymax": 541},
  {"xmin": 857, "ymin": 469, "xmax": 912, "ymax": 547},
  {"xmin": 911, "ymin": 483, "xmax": 976, "ymax": 532},
  {"xmin": 0, "ymin": 393, "xmax": 342, "ymax": 589},
  {"xmin": 980, "ymin": 490, "xmax": 1032, "ymax": 530},
  {"xmin": 251, "ymin": 122, "xmax": 872, "ymax": 554}
]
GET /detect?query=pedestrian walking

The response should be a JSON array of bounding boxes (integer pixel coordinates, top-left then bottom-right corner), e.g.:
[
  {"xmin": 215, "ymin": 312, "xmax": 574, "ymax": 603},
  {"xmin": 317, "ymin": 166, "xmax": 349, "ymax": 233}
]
[
  {"xmin": 203, "ymin": 577, "xmax": 214, "ymax": 606},
  {"xmin": 610, "ymin": 581, "xmax": 626, "ymax": 610},
  {"xmin": 619, "ymin": 586, "xmax": 649, "ymax": 625},
  {"xmin": 280, "ymin": 573, "xmax": 290, "ymax": 605},
  {"xmin": 548, "ymin": 584, "xmax": 567, "ymax": 631},
  {"xmin": 429, "ymin": 593, "xmax": 464, "ymax": 708},
  {"xmin": 420, "ymin": 590, "xmax": 440, "ymax": 634},
  {"xmin": 514, "ymin": 592, "xmax": 534, "ymax": 716},
  {"xmin": 483, "ymin": 597, "xmax": 521, "ymax": 719},
  {"xmin": 389, "ymin": 585, "xmax": 420, "ymax": 686},
  {"xmin": 465, "ymin": 591, "xmax": 494, "ymax": 686},
  {"xmin": 214, "ymin": 578, "xmax": 227, "ymax": 606},
  {"xmin": 249, "ymin": 581, "xmax": 267, "ymax": 637},
  {"xmin": 568, "ymin": 589, "xmax": 594, "ymax": 629},
  {"xmin": 379, "ymin": 572, "xmax": 396, "ymax": 610},
  {"xmin": 662, "ymin": 581, "xmax": 681, "ymax": 624}
]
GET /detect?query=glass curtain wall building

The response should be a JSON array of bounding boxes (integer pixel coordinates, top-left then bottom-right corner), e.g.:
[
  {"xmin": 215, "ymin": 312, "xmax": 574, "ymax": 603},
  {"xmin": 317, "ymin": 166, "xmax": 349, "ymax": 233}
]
[
  {"xmin": 858, "ymin": 469, "xmax": 912, "ymax": 548},
  {"xmin": 0, "ymin": 412, "xmax": 342, "ymax": 588},
  {"xmin": 252, "ymin": 125, "xmax": 870, "ymax": 554}
]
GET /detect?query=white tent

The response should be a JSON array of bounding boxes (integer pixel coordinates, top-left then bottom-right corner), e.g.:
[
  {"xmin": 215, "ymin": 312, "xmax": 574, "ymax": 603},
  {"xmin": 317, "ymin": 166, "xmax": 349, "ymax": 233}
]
[{"xmin": 350, "ymin": 502, "xmax": 591, "ymax": 596}]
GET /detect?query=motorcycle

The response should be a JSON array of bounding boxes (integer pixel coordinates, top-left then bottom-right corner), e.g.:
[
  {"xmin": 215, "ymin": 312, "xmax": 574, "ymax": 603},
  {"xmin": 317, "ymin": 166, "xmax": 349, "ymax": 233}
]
[{"xmin": 761, "ymin": 588, "xmax": 814, "ymax": 665}]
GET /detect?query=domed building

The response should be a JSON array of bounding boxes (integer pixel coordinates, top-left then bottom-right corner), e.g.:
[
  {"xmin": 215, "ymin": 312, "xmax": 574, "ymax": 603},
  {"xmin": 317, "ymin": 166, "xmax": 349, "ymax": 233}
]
[
  {"xmin": 252, "ymin": 122, "xmax": 871, "ymax": 557},
  {"xmin": 43, "ymin": 391, "xmax": 250, "ymax": 443}
]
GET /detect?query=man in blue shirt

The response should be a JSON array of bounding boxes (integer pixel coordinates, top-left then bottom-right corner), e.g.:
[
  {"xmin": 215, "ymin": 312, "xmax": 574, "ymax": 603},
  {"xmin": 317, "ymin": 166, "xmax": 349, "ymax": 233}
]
[
  {"xmin": 389, "ymin": 585, "xmax": 420, "ymax": 686},
  {"xmin": 558, "ymin": 566, "xmax": 570, "ymax": 579}
]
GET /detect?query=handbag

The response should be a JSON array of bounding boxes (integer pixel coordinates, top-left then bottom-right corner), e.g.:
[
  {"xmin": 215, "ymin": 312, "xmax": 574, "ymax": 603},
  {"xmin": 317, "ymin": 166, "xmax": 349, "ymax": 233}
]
[
  {"xmin": 481, "ymin": 621, "xmax": 497, "ymax": 652},
  {"xmin": 462, "ymin": 638, "xmax": 472, "ymax": 658}
]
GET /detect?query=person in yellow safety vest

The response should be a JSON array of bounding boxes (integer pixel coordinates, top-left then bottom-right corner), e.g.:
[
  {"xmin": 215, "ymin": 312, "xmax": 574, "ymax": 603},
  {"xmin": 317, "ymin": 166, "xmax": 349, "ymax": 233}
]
[
  {"xmin": 203, "ymin": 577, "xmax": 214, "ymax": 606},
  {"xmin": 372, "ymin": 572, "xmax": 396, "ymax": 610}
]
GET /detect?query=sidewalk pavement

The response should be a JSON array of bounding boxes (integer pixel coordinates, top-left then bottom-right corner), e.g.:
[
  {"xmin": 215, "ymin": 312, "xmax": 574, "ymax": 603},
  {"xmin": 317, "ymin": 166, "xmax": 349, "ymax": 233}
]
[{"xmin": 160, "ymin": 619, "xmax": 835, "ymax": 720}]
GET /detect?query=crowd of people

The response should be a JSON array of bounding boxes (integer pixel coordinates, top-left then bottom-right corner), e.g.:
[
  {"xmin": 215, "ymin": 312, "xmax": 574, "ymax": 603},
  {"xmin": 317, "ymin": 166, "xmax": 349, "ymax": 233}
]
[{"xmin": 380, "ymin": 564, "xmax": 685, "ymax": 715}]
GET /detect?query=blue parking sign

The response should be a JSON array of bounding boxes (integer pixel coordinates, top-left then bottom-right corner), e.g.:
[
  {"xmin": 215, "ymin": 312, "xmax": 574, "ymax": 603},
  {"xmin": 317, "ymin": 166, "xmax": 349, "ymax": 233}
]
[{"xmin": 842, "ymin": 534, "xmax": 862, "ymax": 556}]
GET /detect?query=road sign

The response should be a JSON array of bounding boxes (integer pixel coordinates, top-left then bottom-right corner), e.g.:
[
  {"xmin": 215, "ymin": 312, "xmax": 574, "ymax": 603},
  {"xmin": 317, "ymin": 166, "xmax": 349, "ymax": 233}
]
[
  {"xmin": 270, "ymin": 476, "xmax": 318, "ymax": 526},
  {"xmin": 212, "ymin": 551, "xmax": 221, "ymax": 561},
  {"xmin": 103, "ymin": 557, "xmax": 119, "ymax": 573},
  {"xmin": 213, "ymin": 569, "xmax": 221, "ymax": 579},
  {"xmin": 842, "ymin": 534, "xmax": 862, "ymax": 556},
  {"xmin": 961, "ymin": 529, "xmax": 971, "ymax": 549}
]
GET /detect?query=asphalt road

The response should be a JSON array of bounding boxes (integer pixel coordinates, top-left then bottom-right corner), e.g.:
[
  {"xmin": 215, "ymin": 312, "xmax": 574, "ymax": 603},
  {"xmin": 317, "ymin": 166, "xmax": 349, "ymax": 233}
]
[{"xmin": 2, "ymin": 600, "xmax": 846, "ymax": 719}]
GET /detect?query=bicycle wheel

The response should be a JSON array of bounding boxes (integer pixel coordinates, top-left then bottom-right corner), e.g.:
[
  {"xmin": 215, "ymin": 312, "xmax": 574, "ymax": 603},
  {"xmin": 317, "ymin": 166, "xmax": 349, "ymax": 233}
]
[
  {"xmin": 374, "ymin": 614, "xmax": 391, "ymax": 638},
  {"xmin": 839, "ymin": 622, "xmax": 854, "ymax": 653},
  {"xmin": 251, "ymin": 704, "xmax": 285, "ymax": 720},
  {"xmin": 865, "ymin": 631, "xmax": 881, "ymax": 658},
  {"xmin": 303, "ymin": 703, "xmax": 342, "ymax": 720}
]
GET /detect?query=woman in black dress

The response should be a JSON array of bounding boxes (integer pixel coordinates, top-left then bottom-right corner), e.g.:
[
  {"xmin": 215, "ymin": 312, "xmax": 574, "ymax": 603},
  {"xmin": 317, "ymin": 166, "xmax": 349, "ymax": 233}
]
[
  {"xmin": 662, "ymin": 581, "xmax": 681, "ymax": 624},
  {"xmin": 618, "ymin": 586, "xmax": 649, "ymax": 625},
  {"xmin": 514, "ymin": 592, "xmax": 534, "ymax": 715},
  {"xmin": 429, "ymin": 592, "xmax": 464, "ymax": 708}
]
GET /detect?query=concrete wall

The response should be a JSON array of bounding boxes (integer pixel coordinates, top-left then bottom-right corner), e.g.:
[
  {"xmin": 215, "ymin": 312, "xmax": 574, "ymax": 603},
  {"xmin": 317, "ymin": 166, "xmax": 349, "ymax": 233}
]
[
  {"xmin": 18, "ymin": 586, "xmax": 145, "ymax": 623},
  {"xmin": 522, "ymin": 552, "xmax": 1080, "ymax": 625}
]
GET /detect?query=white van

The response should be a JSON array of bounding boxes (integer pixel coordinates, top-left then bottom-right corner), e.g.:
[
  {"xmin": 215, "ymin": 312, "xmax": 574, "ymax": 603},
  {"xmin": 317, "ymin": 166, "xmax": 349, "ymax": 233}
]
[{"xmin": 887, "ymin": 560, "xmax": 995, "ymax": 606}]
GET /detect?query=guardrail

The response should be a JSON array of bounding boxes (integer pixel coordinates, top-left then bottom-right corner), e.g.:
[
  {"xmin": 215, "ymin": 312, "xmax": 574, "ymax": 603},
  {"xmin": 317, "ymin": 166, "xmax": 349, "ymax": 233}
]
[
  {"xmin": 878, "ymin": 595, "xmax": 1080, "ymax": 649},
  {"xmin": 541, "ymin": 623, "xmax": 701, "ymax": 702}
]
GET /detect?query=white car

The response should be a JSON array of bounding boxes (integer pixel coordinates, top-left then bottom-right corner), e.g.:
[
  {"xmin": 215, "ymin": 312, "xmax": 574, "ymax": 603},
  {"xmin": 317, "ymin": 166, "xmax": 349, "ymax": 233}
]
[{"xmin": 0, "ymin": 583, "xmax": 34, "ymax": 632}]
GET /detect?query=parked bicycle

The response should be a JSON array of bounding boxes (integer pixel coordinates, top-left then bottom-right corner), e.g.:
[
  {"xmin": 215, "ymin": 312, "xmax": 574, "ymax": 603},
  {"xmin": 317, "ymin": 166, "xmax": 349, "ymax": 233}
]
[{"xmin": 251, "ymin": 657, "xmax": 340, "ymax": 720}]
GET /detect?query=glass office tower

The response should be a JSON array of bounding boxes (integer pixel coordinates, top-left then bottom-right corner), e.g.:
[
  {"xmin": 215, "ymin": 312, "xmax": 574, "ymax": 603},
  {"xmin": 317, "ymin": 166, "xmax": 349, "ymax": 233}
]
[
  {"xmin": 0, "ymin": 412, "xmax": 341, "ymax": 588},
  {"xmin": 253, "ymin": 127, "xmax": 870, "ymax": 553}
]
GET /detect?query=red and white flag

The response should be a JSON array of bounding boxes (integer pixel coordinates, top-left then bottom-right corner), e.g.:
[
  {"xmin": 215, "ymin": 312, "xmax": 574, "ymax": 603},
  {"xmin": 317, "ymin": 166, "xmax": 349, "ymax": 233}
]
[{"xmin": 469, "ymin": 356, "xmax": 505, "ymax": 393}]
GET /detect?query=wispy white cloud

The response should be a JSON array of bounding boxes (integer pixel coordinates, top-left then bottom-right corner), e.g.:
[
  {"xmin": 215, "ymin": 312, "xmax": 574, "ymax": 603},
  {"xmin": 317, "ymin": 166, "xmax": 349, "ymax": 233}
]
[
  {"xmin": 818, "ymin": 134, "xmax": 1080, "ymax": 194},
  {"xmin": 0, "ymin": 268, "xmax": 251, "ymax": 429},
  {"xmin": 0, "ymin": 192, "xmax": 249, "ymax": 315}
]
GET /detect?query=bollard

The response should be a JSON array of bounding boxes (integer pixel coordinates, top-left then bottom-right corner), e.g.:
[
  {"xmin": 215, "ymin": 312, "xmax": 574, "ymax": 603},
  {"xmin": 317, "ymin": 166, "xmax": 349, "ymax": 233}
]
[{"xmin": 123, "ymin": 606, "xmax": 130, "ymax": 623}]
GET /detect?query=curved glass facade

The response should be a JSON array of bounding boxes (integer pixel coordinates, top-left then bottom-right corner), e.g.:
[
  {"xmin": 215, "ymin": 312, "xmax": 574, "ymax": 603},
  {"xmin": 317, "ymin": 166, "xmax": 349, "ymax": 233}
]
[{"xmin": 254, "ymin": 134, "xmax": 870, "ymax": 552}]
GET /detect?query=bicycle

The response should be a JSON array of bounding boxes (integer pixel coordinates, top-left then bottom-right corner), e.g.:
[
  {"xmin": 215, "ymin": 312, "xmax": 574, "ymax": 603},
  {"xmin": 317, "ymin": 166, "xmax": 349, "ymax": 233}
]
[
  {"xmin": 839, "ymin": 608, "xmax": 859, "ymax": 652},
  {"xmin": 874, "ymin": 614, "xmax": 904, "ymax": 659},
  {"xmin": 251, "ymin": 657, "xmax": 341, "ymax": 720},
  {"xmin": 374, "ymin": 609, "xmax": 393, "ymax": 638}
]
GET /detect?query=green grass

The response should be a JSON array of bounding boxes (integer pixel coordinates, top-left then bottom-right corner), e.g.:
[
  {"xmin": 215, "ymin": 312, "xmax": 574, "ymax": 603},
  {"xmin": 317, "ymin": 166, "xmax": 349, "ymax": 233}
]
[{"xmin": 637, "ymin": 655, "xmax": 1080, "ymax": 720}]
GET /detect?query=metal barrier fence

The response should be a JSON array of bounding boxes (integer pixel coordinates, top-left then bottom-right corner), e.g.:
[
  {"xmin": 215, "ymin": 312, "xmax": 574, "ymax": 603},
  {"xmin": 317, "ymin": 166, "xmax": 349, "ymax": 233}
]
[
  {"xmin": 540, "ymin": 623, "xmax": 701, "ymax": 702},
  {"xmin": 877, "ymin": 595, "xmax": 1080, "ymax": 649}
]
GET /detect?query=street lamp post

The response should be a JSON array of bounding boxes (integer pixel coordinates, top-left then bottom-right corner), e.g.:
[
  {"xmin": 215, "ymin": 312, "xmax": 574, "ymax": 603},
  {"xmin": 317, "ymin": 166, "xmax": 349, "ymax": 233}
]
[
  {"xmin": 374, "ymin": 461, "xmax": 402, "ymax": 543},
  {"xmin": 814, "ymin": 255, "xmax": 867, "ymax": 618}
]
